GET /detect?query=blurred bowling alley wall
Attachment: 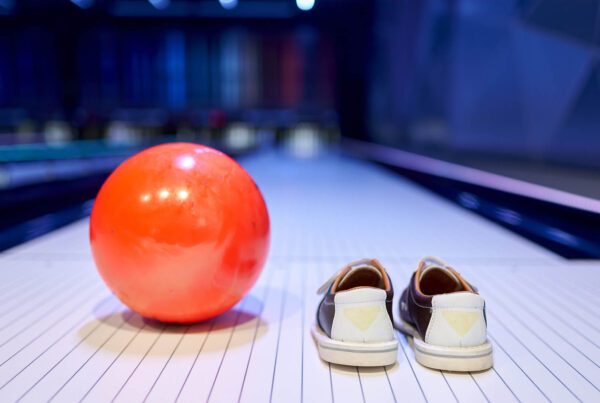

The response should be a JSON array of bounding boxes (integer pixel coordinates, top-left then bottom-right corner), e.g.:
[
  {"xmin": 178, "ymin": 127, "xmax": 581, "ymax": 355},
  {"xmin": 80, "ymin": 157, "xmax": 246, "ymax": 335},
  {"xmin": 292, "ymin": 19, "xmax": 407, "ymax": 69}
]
[
  {"xmin": 0, "ymin": 0, "xmax": 374, "ymax": 249},
  {"xmin": 0, "ymin": 0, "xmax": 373, "ymax": 145},
  {"xmin": 366, "ymin": 0, "xmax": 600, "ymax": 171}
]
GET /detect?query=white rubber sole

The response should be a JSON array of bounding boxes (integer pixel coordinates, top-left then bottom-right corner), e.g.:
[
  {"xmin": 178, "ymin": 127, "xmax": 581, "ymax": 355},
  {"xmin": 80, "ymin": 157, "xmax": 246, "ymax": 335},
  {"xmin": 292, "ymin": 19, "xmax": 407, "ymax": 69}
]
[
  {"xmin": 395, "ymin": 319, "xmax": 493, "ymax": 372},
  {"xmin": 311, "ymin": 323, "xmax": 398, "ymax": 367}
]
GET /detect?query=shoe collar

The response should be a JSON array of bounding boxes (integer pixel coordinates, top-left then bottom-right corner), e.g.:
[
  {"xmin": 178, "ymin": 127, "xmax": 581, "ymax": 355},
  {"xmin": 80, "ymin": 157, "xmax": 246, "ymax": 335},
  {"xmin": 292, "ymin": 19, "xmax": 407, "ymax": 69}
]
[
  {"xmin": 414, "ymin": 256, "xmax": 475, "ymax": 295},
  {"xmin": 317, "ymin": 258, "xmax": 390, "ymax": 295}
]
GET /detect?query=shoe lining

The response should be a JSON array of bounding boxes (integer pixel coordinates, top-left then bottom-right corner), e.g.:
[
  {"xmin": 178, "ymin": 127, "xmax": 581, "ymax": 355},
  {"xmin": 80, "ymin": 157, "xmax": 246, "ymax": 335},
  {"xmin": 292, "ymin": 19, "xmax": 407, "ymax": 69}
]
[
  {"xmin": 420, "ymin": 267, "xmax": 468, "ymax": 295},
  {"xmin": 337, "ymin": 268, "xmax": 385, "ymax": 291}
]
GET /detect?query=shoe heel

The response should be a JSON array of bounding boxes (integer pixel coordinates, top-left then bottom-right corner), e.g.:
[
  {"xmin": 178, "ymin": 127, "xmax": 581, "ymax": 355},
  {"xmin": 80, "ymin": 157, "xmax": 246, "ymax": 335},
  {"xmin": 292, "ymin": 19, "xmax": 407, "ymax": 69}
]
[
  {"xmin": 311, "ymin": 323, "xmax": 398, "ymax": 367},
  {"xmin": 413, "ymin": 337, "xmax": 493, "ymax": 372}
]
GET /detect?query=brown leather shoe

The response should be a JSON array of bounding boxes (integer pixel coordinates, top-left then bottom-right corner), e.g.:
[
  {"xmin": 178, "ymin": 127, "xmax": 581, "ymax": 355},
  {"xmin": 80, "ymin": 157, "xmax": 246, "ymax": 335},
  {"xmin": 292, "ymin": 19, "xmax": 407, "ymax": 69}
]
[
  {"xmin": 397, "ymin": 257, "xmax": 493, "ymax": 372},
  {"xmin": 312, "ymin": 258, "xmax": 398, "ymax": 367}
]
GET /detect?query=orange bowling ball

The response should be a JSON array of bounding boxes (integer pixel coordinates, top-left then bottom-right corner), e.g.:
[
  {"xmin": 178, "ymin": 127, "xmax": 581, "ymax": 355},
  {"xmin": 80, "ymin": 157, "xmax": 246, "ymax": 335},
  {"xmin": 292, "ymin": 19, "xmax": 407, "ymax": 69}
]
[{"xmin": 90, "ymin": 143, "xmax": 270, "ymax": 323}]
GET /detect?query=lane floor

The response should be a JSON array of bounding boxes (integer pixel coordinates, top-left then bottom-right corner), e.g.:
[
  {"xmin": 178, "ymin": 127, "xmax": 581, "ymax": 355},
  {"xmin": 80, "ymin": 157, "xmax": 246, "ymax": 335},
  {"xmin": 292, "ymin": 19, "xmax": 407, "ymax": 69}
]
[{"xmin": 0, "ymin": 151, "xmax": 598, "ymax": 402}]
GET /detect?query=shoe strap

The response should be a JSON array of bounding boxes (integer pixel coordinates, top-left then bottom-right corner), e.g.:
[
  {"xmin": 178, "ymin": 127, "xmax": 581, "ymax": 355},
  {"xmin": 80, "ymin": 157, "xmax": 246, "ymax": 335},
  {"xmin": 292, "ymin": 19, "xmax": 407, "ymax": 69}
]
[{"xmin": 316, "ymin": 258, "xmax": 378, "ymax": 295}]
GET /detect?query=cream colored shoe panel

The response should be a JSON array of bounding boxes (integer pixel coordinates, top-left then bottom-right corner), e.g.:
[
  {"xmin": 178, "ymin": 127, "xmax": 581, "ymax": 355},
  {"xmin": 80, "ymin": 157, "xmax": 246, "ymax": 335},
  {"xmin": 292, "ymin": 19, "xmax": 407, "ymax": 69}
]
[
  {"xmin": 425, "ymin": 292, "xmax": 487, "ymax": 347},
  {"xmin": 331, "ymin": 289, "xmax": 395, "ymax": 343}
]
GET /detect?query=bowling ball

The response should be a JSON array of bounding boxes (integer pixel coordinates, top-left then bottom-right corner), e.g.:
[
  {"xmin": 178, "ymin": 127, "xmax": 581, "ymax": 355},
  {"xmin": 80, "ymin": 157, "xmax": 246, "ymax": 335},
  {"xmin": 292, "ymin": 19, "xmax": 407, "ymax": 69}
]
[{"xmin": 90, "ymin": 143, "xmax": 270, "ymax": 323}]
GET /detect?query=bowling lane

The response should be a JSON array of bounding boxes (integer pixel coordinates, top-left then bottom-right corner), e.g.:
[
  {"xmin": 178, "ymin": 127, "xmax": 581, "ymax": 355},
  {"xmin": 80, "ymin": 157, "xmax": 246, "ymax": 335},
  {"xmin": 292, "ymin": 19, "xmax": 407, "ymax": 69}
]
[{"xmin": 0, "ymin": 150, "xmax": 599, "ymax": 402}]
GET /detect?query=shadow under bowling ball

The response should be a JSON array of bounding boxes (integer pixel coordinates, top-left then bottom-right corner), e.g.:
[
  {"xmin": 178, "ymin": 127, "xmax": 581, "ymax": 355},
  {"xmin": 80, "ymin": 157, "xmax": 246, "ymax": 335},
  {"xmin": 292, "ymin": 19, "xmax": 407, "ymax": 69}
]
[{"xmin": 77, "ymin": 293, "xmax": 267, "ymax": 356}]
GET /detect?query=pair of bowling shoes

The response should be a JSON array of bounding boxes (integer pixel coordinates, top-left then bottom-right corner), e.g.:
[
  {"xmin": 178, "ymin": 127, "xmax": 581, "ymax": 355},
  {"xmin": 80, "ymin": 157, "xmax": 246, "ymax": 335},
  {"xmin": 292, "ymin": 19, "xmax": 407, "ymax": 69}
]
[{"xmin": 312, "ymin": 257, "xmax": 493, "ymax": 372}]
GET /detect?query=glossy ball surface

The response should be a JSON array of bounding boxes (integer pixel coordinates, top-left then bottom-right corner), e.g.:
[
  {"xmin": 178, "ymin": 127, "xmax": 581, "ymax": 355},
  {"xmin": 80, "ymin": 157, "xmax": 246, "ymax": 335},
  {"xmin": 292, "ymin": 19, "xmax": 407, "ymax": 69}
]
[{"xmin": 90, "ymin": 143, "xmax": 270, "ymax": 323}]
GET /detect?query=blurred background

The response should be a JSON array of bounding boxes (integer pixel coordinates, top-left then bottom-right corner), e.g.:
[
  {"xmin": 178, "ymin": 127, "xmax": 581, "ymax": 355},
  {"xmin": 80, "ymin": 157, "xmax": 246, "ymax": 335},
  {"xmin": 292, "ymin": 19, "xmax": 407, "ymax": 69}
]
[{"xmin": 1, "ymin": 0, "xmax": 599, "ymax": 254}]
